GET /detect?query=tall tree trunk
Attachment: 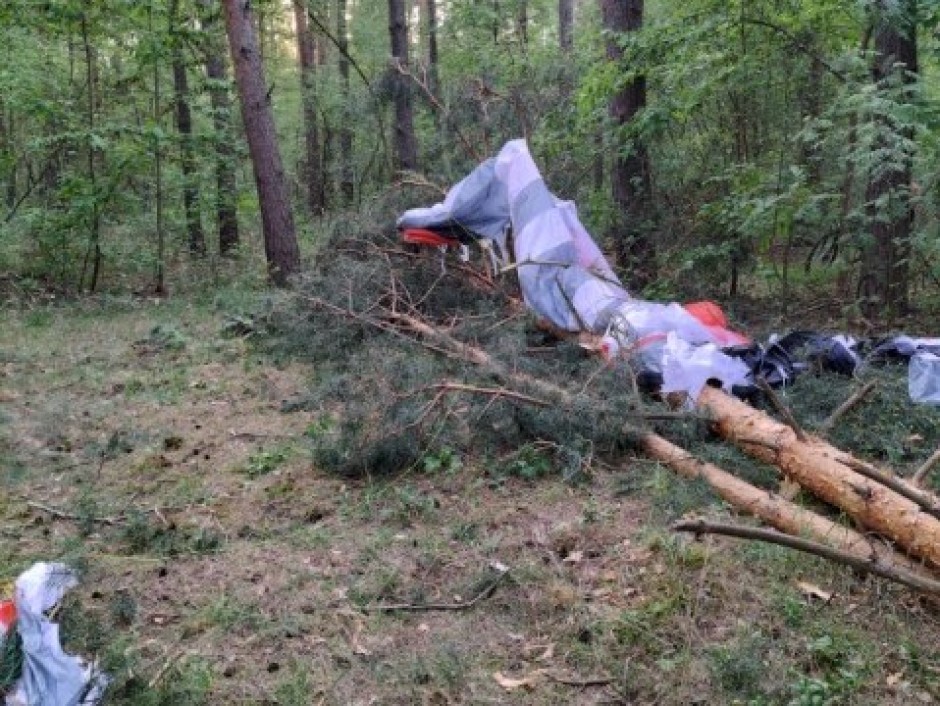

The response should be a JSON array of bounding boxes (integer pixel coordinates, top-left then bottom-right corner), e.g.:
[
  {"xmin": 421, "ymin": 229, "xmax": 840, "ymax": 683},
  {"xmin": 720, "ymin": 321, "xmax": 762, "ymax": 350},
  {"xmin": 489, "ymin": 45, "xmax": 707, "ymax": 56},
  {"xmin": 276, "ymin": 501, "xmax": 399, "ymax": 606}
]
[
  {"xmin": 860, "ymin": 0, "xmax": 917, "ymax": 319},
  {"xmin": 426, "ymin": 0, "xmax": 439, "ymax": 98},
  {"xmin": 222, "ymin": 0, "xmax": 300, "ymax": 285},
  {"xmin": 337, "ymin": 0, "xmax": 354, "ymax": 204},
  {"xmin": 201, "ymin": 0, "xmax": 240, "ymax": 255},
  {"xmin": 559, "ymin": 0, "xmax": 574, "ymax": 53},
  {"xmin": 388, "ymin": 0, "xmax": 418, "ymax": 172},
  {"xmin": 170, "ymin": 0, "xmax": 205, "ymax": 257},
  {"xmin": 80, "ymin": 8, "xmax": 102, "ymax": 293},
  {"xmin": 516, "ymin": 0, "xmax": 528, "ymax": 45},
  {"xmin": 601, "ymin": 0, "xmax": 655, "ymax": 290},
  {"xmin": 293, "ymin": 0, "xmax": 324, "ymax": 215},
  {"xmin": 1, "ymin": 103, "xmax": 13, "ymax": 210},
  {"xmin": 151, "ymin": 1, "xmax": 165, "ymax": 295}
]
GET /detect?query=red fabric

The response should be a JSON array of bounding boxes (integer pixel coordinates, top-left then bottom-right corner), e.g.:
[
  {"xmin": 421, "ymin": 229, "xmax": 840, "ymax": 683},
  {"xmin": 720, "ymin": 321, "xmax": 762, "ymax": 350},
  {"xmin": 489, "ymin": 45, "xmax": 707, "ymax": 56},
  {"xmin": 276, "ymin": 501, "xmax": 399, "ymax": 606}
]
[
  {"xmin": 683, "ymin": 300, "xmax": 750, "ymax": 346},
  {"xmin": 400, "ymin": 228, "xmax": 459, "ymax": 247},
  {"xmin": 0, "ymin": 600, "xmax": 15, "ymax": 633}
]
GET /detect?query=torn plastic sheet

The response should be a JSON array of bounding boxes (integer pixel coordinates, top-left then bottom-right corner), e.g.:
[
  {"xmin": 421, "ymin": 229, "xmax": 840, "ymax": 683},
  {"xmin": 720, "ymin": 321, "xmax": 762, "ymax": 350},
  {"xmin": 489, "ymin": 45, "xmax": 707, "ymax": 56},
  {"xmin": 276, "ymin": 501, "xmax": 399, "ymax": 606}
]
[
  {"xmin": 910, "ymin": 352, "xmax": 940, "ymax": 406},
  {"xmin": 4, "ymin": 563, "xmax": 108, "ymax": 706}
]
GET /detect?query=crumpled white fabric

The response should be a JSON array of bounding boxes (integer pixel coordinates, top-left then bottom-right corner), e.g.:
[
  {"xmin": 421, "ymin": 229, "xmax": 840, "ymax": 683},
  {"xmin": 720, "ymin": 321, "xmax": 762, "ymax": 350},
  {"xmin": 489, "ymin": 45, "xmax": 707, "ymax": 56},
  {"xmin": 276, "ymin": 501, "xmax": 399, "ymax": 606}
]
[
  {"xmin": 5, "ymin": 563, "xmax": 108, "ymax": 706},
  {"xmin": 658, "ymin": 333, "xmax": 752, "ymax": 403}
]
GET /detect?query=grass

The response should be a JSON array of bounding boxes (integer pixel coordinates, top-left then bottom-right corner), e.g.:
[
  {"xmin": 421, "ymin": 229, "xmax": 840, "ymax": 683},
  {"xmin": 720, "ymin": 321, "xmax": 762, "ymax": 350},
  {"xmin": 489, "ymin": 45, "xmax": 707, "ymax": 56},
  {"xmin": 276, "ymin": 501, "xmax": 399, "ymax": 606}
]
[{"xmin": 2, "ymin": 289, "xmax": 940, "ymax": 705}]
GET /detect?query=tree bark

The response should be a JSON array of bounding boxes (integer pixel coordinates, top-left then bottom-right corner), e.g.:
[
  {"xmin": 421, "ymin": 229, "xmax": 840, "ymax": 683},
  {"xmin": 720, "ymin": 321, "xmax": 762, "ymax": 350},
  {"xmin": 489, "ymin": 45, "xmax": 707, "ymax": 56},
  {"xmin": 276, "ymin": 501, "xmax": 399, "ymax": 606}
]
[
  {"xmin": 388, "ymin": 0, "xmax": 418, "ymax": 172},
  {"xmin": 426, "ymin": 0, "xmax": 440, "ymax": 98},
  {"xmin": 601, "ymin": 0, "xmax": 656, "ymax": 291},
  {"xmin": 80, "ymin": 8, "xmax": 102, "ymax": 293},
  {"xmin": 860, "ymin": 0, "xmax": 917, "ymax": 319},
  {"xmin": 697, "ymin": 385, "xmax": 940, "ymax": 568},
  {"xmin": 151, "ymin": 1, "xmax": 165, "ymax": 295},
  {"xmin": 0, "ymin": 102, "xmax": 14, "ymax": 210},
  {"xmin": 201, "ymin": 0, "xmax": 240, "ymax": 255},
  {"xmin": 516, "ymin": 0, "xmax": 528, "ymax": 45},
  {"xmin": 337, "ymin": 0, "xmax": 354, "ymax": 204},
  {"xmin": 293, "ymin": 0, "xmax": 324, "ymax": 215},
  {"xmin": 559, "ymin": 0, "xmax": 574, "ymax": 53},
  {"xmin": 223, "ymin": 0, "xmax": 300, "ymax": 285},
  {"xmin": 170, "ymin": 0, "xmax": 206, "ymax": 257}
]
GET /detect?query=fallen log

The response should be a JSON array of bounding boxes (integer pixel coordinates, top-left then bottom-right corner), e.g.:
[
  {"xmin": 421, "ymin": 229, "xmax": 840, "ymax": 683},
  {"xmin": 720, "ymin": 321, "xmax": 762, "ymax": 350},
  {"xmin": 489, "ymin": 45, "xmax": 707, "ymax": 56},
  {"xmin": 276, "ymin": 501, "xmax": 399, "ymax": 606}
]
[
  {"xmin": 387, "ymin": 310, "xmax": 934, "ymax": 575},
  {"xmin": 698, "ymin": 385, "xmax": 940, "ymax": 568},
  {"xmin": 639, "ymin": 434, "xmax": 920, "ymax": 572},
  {"xmin": 638, "ymin": 435, "xmax": 933, "ymax": 579}
]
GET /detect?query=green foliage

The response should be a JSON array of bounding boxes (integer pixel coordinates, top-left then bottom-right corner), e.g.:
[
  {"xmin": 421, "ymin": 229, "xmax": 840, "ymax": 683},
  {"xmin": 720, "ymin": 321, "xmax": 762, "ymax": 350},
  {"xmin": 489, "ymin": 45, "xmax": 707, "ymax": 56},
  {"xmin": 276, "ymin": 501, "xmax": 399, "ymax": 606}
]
[
  {"xmin": 242, "ymin": 448, "xmax": 289, "ymax": 478},
  {"xmin": 120, "ymin": 510, "xmax": 222, "ymax": 557},
  {"xmin": 0, "ymin": 631, "xmax": 23, "ymax": 696}
]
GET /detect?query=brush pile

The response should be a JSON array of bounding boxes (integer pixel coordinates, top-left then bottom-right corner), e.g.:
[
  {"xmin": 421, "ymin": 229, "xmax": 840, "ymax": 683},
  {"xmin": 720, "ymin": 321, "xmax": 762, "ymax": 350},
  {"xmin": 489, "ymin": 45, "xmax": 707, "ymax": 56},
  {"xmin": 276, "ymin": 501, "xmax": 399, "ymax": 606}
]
[{"xmin": 261, "ymin": 201, "xmax": 940, "ymax": 594}]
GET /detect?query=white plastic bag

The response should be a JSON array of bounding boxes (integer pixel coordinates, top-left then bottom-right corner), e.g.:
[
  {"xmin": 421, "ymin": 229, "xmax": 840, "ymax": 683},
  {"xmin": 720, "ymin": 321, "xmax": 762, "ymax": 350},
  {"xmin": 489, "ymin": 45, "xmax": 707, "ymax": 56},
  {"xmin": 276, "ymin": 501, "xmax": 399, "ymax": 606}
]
[{"xmin": 909, "ymin": 352, "xmax": 940, "ymax": 405}]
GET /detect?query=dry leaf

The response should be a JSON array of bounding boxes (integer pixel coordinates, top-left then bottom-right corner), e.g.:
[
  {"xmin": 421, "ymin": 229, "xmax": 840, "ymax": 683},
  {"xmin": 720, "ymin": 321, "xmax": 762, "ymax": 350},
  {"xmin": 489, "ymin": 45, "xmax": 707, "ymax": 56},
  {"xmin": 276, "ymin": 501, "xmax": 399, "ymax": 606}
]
[
  {"xmin": 493, "ymin": 670, "xmax": 544, "ymax": 691},
  {"xmin": 536, "ymin": 643, "xmax": 555, "ymax": 662},
  {"xmin": 796, "ymin": 581, "xmax": 833, "ymax": 602},
  {"xmin": 886, "ymin": 671, "xmax": 904, "ymax": 687}
]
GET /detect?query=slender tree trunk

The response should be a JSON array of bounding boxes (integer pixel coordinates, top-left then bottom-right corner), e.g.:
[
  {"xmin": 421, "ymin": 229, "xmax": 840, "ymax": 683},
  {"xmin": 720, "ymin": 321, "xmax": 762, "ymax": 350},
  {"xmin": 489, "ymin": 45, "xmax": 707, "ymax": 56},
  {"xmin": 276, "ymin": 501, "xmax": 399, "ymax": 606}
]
[
  {"xmin": 170, "ymin": 0, "xmax": 206, "ymax": 257},
  {"xmin": 1, "ymin": 103, "xmax": 14, "ymax": 210},
  {"xmin": 426, "ymin": 0, "xmax": 439, "ymax": 98},
  {"xmin": 337, "ymin": 0, "xmax": 354, "ymax": 203},
  {"xmin": 388, "ymin": 0, "xmax": 418, "ymax": 172},
  {"xmin": 151, "ymin": 1, "xmax": 165, "ymax": 295},
  {"xmin": 293, "ymin": 0, "xmax": 324, "ymax": 215},
  {"xmin": 492, "ymin": 0, "xmax": 500, "ymax": 44},
  {"xmin": 80, "ymin": 8, "xmax": 102, "ymax": 293},
  {"xmin": 516, "ymin": 0, "xmax": 528, "ymax": 45},
  {"xmin": 222, "ymin": 0, "xmax": 300, "ymax": 285},
  {"xmin": 860, "ymin": 0, "xmax": 917, "ymax": 319},
  {"xmin": 559, "ymin": 0, "xmax": 574, "ymax": 53},
  {"xmin": 601, "ymin": 0, "xmax": 655, "ymax": 290},
  {"xmin": 201, "ymin": 1, "xmax": 240, "ymax": 255}
]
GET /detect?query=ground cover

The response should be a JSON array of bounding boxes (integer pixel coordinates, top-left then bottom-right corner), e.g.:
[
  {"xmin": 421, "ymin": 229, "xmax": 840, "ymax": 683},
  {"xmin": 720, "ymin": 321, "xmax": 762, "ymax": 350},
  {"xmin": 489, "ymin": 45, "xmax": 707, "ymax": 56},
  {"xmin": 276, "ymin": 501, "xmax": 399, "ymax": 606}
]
[{"xmin": 1, "ymin": 275, "xmax": 939, "ymax": 705}]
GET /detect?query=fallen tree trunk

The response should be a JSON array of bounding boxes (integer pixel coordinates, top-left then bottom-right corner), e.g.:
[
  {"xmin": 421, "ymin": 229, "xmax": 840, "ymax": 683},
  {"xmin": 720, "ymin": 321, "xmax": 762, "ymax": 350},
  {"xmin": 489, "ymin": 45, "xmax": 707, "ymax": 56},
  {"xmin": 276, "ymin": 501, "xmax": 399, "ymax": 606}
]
[
  {"xmin": 698, "ymin": 385, "xmax": 940, "ymax": 568},
  {"xmin": 389, "ymin": 310, "xmax": 934, "ymax": 576},
  {"xmin": 639, "ymin": 434, "xmax": 920, "ymax": 572}
]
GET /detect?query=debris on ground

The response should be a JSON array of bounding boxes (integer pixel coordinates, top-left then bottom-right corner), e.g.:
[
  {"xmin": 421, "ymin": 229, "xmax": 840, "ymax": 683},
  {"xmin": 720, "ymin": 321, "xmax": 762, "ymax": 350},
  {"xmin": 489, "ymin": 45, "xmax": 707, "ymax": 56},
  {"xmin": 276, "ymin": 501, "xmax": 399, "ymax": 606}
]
[{"xmin": 2, "ymin": 563, "xmax": 108, "ymax": 706}]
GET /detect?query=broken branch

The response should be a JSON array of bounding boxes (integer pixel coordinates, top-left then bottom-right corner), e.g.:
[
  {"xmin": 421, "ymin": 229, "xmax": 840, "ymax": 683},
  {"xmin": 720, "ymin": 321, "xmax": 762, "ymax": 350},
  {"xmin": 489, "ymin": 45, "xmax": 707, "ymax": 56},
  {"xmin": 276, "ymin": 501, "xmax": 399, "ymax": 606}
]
[
  {"xmin": 27, "ymin": 500, "xmax": 120, "ymax": 526},
  {"xmin": 364, "ymin": 567, "xmax": 508, "ymax": 613},
  {"xmin": 820, "ymin": 380, "xmax": 878, "ymax": 433},
  {"xmin": 912, "ymin": 447, "xmax": 940, "ymax": 487},
  {"xmin": 673, "ymin": 519, "xmax": 940, "ymax": 596},
  {"xmin": 755, "ymin": 377, "xmax": 806, "ymax": 442}
]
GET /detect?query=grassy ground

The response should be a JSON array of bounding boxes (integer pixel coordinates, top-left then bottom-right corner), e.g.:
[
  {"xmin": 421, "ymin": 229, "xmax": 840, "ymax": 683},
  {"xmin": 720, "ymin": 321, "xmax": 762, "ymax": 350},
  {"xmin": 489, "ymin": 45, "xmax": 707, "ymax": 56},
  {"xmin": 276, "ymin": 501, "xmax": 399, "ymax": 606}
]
[{"xmin": 2, "ymin": 289, "xmax": 940, "ymax": 705}]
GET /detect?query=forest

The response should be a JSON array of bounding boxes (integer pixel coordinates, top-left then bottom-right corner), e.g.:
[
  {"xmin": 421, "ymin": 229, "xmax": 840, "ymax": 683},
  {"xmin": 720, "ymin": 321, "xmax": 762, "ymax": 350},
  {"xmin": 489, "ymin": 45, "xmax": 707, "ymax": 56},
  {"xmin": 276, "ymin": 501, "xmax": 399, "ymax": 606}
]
[
  {"xmin": 1, "ymin": 0, "xmax": 937, "ymax": 316},
  {"xmin": 3, "ymin": 1, "xmax": 940, "ymax": 705}
]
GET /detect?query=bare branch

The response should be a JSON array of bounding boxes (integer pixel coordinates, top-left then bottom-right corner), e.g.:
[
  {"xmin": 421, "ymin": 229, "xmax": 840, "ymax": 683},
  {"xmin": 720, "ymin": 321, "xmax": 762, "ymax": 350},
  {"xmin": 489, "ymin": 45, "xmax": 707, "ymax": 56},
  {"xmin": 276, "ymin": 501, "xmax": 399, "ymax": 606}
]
[{"xmin": 673, "ymin": 518, "xmax": 940, "ymax": 596}]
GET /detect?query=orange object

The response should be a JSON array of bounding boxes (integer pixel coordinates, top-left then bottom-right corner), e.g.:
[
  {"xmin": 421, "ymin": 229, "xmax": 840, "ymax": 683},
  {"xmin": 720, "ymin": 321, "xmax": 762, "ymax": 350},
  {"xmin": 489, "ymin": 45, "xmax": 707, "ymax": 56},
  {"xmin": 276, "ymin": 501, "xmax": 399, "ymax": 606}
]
[
  {"xmin": 684, "ymin": 300, "xmax": 729, "ymax": 328},
  {"xmin": 400, "ymin": 228, "xmax": 460, "ymax": 247},
  {"xmin": 683, "ymin": 300, "xmax": 750, "ymax": 346},
  {"xmin": 0, "ymin": 599, "xmax": 16, "ymax": 634}
]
